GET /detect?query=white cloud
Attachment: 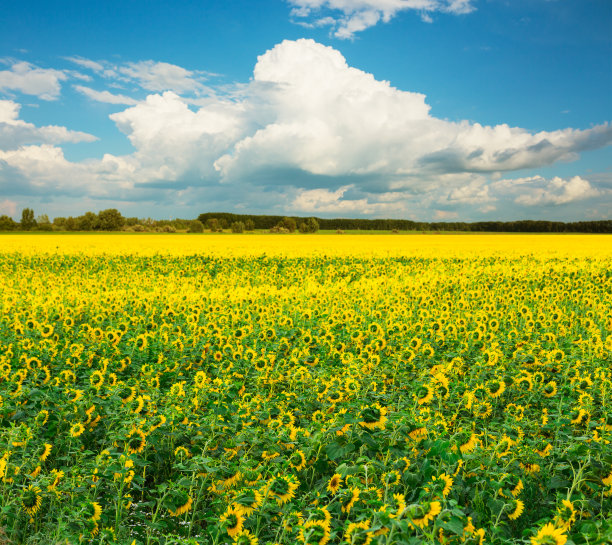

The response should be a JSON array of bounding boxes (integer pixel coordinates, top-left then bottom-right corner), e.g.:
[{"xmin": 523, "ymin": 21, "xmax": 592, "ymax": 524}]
[
  {"xmin": 513, "ymin": 175, "xmax": 602, "ymax": 206},
  {"xmin": 0, "ymin": 61, "xmax": 67, "ymax": 100},
  {"xmin": 288, "ymin": 0, "xmax": 475, "ymax": 38},
  {"xmin": 0, "ymin": 99, "xmax": 97, "ymax": 148},
  {"xmin": 118, "ymin": 61, "xmax": 206, "ymax": 94},
  {"xmin": 0, "ymin": 40, "xmax": 610, "ymax": 221},
  {"xmin": 212, "ymin": 40, "xmax": 611, "ymax": 185},
  {"xmin": 64, "ymin": 56, "xmax": 105, "ymax": 73},
  {"xmin": 74, "ymin": 85, "xmax": 140, "ymax": 105}
]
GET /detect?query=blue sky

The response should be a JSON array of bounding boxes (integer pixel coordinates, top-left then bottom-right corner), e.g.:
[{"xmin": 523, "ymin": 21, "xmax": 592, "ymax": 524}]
[{"xmin": 0, "ymin": 0, "xmax": 610, "ymax": 221}]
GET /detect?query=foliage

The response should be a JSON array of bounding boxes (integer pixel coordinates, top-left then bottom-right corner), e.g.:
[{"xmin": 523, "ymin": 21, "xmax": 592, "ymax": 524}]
[
  {"xmin": 187, "ymin": 220, "xmax": 204, "ymax": 233},
  {"xmin": 298, "ymin": 217, "xmax": 319, "ymax": 233},
  {"xmin": 231, "ymin": 221, "xmax": 245, "ymax": 233},
  {"xmin": 198, "ymin": 212, "xmax": 612, "ymax": 233},
  {"xmin": 0, "ymin": 215, "xmax": 18, "ymax": 231},
  {"xmin": 0, "ymin": 240, "xmax": 610, "ymax": 544},
  {"xmin": 97, "ymin": 209, "xmax": 126, "ymax": 231},
  {"xmin": 20, "ymin": 208, "xmax": 36, "ymax": 231}
]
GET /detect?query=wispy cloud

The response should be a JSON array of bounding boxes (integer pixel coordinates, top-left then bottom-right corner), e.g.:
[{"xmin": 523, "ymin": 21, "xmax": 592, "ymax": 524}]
[
  {"xmin": 288, "ymin": 0, "xmax": 476, "ymax": 38},
  {"xmin": 74, "ymin": 85, "xmax": 140, "ymax": 106}
]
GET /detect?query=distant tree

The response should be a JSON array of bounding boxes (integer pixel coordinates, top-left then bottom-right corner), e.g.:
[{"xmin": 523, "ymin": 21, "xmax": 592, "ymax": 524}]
[
  {"xmin": 77, "ymin": 211, "xmax": 98, "ymax": 231},
  {"xmin": 35, "ymin": 214, "xmax": 53, "ymax": 231},
  {"xmin": 299, "ymin": 217, "xmax": 319, "ymax": 233},
  {"xmin": 20, "ymin": 208, "xmax": 36, "ymax": 231},
  {"xmin": 277, "ymin": 217, "xmax": 297, "ymax": 233},
  {"xmin": 244, "ymin": 219, "xmax": 255, "ymax": 231},
  {"xmin": 97, "ymin": 209, "xmax": 125, "ymax": 231},
  {"xmin": 0, "ymin": 215, "xmax": 17, "ymax": 231},
  {"xmin": 125, "ymin": 217, "xmax": 139, "ymax": 227},
  {"xmin": 64, "ymin": 217, "xmax": 78, "ymax": 231},
  {"xmin": 231, "ymin": 221, "xmax": 245, "ymax": 233},
  {"xmin": 207, "ymin": 218, "xmax": 220, "ymax": 232},
  {"xmin": 53, "ymin": 217, "xmax": 67, "ymax": 229},
  {"xmin": 188, "ymin": 220, "xmax": 204, "ymax": 233}
]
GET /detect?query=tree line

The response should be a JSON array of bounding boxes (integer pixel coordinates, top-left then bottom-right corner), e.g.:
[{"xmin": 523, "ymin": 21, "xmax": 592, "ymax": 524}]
[
  {"xmin": 1, "ymin": 208, "xmax": 610, "ymax": 233},
  {"xmin": 198, "ymin": 212, "xmax": 612, "ymax": 233}
]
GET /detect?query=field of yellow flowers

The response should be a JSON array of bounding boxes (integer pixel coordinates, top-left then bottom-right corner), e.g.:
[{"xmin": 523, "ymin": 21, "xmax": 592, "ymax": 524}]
[{"xmin": 0, "ymin": 234, "xmax": 610, "ymax": 545}]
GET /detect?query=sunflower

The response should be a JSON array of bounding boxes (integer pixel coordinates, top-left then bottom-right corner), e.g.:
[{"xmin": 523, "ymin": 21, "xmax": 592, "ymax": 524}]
[
  {"xmin": 289, "ymin": 450, "xmax": 307, "ymax": 471},
  {"xmin": 344, "ymin": 519, "xmax": 372, "ymax": 545},
  {"xmin": 508, "ymin": 499, "xmax": 524, "ymax": 520},
  {"xmin": 48, "ymin": 469, "xmax": 64, "ymax": 491},
  {"xmin": 298, "ymin": 520, "xmax": 331, "ymax": 545},
  {"xmin": 408, "ymin": 501, "xmax": 441, "ymax": 529},
  {"xmin": 70, "ymin": 423, "xmax": 85, "ymax": 438},
  {"xmin": 340, "ymin": 487, "xmax": 360, "ymax": 514},
  {"xmin": 168, "ymin": 493, "xmax": 193, "ymax": 517},
  {"xmin": 220, "ymin": 504, "xmax": 245, "ymax": 538},
  {"xmin": 381, "ymin": 470, "xmax": 401, "ymax": 487},
  {"xmin": 233, "ymin": 529, "xmax": 258, "ymax": 545},
  {"xmin": 390, "ymin": 493, "xmax": 406, "ymax": 518},
  {"xmin": 460, "ymin": 433, "xmax": 479, "ymax": 454},
  {"xmin": 431, "ymin": 473, "xmax": 453, "ymax": 498},
  {"xmin": 39, "ymin": 443, "xmax": 52, "ymax": 462},
  {"xmin": 530, "ymin": 523, "xmax": 568, "ymax": 545},
  {"xmin": 327, "ymin": 473, "xmax": 342, "ymax": 494},
  {"xmin": 603, "ymin": 469, "xmax": 612, "ymax": 496},
  {"xmin": 268, "ymin": 474, "xmax": 299, "ymax": 506},
  {"xmin": 126, "ymin": 428, "xmax": 147, "ymax": 454},
  {"xmin": 486, "ymin": 380, "xmax": 505, "ymax": 398},
  {"xmin": 283, "ymin": 511, "xmax": 304, "ymax": 533},
  {"xmin": 90, "ymin": 370, "xmax": 105, "ymax": 389},
  {"xmin": 358, "ymin": 403, "xmax": 388, "ymax": 430},
  {"xmin": 21, "ymin": 485, "xmax": 43, "ymax": 516},
  {"xmin": 542, "ymin": 381, "xmax": 558, "ymax": 398},
  {"xmin": 233, "ymin": 488, "xmax": 263, "ymax": 516},
  {"xmin": 555, "ymin": 499, "xmax": 576, "ymax": 530},
  {"xmin": 84, "ymin": 501, "xmax": 102, "ymax": 522},
  {"xmin": 415, "ymin": 385, "xmax": 434, "ymax": 405}
]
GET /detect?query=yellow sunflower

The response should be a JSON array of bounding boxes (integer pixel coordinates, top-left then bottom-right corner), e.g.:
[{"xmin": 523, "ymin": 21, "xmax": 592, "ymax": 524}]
[
  {"xmin": 530, "ymin": 523, "xmax": 568, "ymax": 545},
  {"xmin": 327, "ymin": 473, "xmax": 342, "ymax": 494},
  {"xmin": 220, "ymin": 504, "xmax": 245, "ymax": 538},
  {"xmin": 21, "ymin": 485, "xmax": 43, "ymax": 516}
]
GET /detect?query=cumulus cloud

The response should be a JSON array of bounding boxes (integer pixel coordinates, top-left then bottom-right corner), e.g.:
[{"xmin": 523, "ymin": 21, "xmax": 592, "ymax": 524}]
[
  {"xmin": 288, "ymin": 0, "xmax": 475, "ymax": 38},
  {"xmin": 0, "ymin": 99, "xmax": 97, "ymax": 149},
  {"xmin": 0, "ymin": 61, "xmax": 67, "ymax": 100},
  {"xmin": 74, "ymin": 85, "xmax": 140, "ymax": 106},
  {"xmin": 495, "ymin": 175, "xmax": 603, "ymax": 206},
  {"xmin": 1, "ymin": 40, "xmax": 611, "ymax": 220}
]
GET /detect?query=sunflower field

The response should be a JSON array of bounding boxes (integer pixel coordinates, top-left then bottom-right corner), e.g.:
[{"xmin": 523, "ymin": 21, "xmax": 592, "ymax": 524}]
[{"xmin": 0, "ymin": 234, "xmax": 611, "ymax": 545}]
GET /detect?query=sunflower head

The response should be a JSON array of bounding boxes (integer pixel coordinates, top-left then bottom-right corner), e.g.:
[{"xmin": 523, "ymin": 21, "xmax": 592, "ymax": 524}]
[{"xmin": 21, "ymin": 485, "xmax": 43, "ymax": 516}]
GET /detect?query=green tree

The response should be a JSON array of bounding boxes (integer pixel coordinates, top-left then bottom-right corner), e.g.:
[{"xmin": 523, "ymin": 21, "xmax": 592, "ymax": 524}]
[
  {"xmin": 207, "ymin": 218, "xmax": 220, "ymax": 232},
  {"xmin": 77, "ymin": 211, "xmax": 98, "ymax": 231},
  {"xmin": 0, "ymin": 215, "xmax": 17, "ymax": 231},
  {"xmin": 188, "ymin": 220, "xmax": 204, "ymax": 233},
  {"xmin": 97, "ymin": 209, "xmax": 125, "ymax": 231},
  {"xmin": 231, "ymin": 221, "xmax": 245, "ymax": 233},
  {"xmin": 277, "ymin": 217, "xmax": 297, "ymax": 233},
  {"xmin": 299, "ymin": 217, "xmax": 319, "ymax": 233},
  {"xmin": 244, "ymin": 219, "xmax": 255, "ymax": 231},
  {"xmin": 20, "ymin": 208, "xmax": 36, "ymax": 230}
]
